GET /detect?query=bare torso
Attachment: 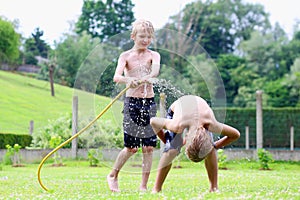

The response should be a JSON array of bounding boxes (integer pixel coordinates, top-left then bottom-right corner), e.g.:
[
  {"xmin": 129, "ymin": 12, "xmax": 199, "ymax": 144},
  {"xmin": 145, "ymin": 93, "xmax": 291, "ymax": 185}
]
[{"xmin": 122, "ymin": 49, "xmax": 155, "ymax": 98}]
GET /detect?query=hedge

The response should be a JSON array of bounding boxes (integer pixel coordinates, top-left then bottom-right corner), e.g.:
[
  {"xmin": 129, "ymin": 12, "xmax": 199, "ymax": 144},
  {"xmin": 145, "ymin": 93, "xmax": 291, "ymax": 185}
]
[
  {"xmin": 214, "ymin": 107, "xmax": 300, "ymax": 148},
  {"xmin": 1, "ymin": 108, "xmax": 299, "ymax": 149},
  {"xmin": 0, "ymin": 133, "xmax": 32, "ymax": 149}
]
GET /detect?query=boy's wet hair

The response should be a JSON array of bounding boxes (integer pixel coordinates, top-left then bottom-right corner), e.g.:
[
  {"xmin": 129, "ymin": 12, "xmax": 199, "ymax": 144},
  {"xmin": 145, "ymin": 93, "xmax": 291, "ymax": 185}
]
[
  {"xmin": 131, "ymin": 19, "xmax": 155, "ymax": 38},
  {"xmin": 185, "ymin": 128, "xmax": 213, "ymax": 162}
]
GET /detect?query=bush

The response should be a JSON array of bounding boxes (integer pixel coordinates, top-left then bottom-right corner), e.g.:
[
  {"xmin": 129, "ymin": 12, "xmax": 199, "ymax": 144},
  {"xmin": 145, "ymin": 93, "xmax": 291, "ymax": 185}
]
[
  {"xmin": 87, "ymin": 149, "xmax": 100, "ymax": 167},
  {"xmin": 31, "ymin": 113, "xmax": 123, "ymax": 149},
  {"xmin": 3, "ymin": 144, "xmax": 22, "ymax": 165},
  {"xmin": 217, "ymin": 149, "xmax": 228, "ymax": 169},
  {"xmin": 31, "ymin": 113, "xmax": 72, "ymax": 149},
  {"xmin": 257, "ymin": 148, "xmax": 273, "ymax": 170},
  {"xmin": 0, "ymin": 133, "xmax": 32, "ymax": 149},
  {"xmin": 49, "ymin": 135, "xmax": 63, "ymax": 165},
  {"xmin": 78, "ymin": 120, "xmax": 123, "ymax": 149}
]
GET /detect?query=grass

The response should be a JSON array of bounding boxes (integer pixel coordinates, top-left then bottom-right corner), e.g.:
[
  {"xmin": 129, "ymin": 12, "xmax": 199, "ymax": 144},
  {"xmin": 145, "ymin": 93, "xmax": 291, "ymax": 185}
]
[
  {"xmin": 0, "ymin": 160, "xmax": 299, "ymax": 199},
  {"xmin": 0, "ymin": 70, "xmax": 123, "ymax": 135},
  {"xmin": 1, "ymin": 71, "xmax": 299, "ymax": 199}
]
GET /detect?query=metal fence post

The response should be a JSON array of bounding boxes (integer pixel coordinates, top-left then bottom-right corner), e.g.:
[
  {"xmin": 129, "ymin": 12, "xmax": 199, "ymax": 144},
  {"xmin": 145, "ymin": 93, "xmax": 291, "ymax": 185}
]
[{"xmin": 256, "ymin": 90, "xmax": 263, "ymax": 149}]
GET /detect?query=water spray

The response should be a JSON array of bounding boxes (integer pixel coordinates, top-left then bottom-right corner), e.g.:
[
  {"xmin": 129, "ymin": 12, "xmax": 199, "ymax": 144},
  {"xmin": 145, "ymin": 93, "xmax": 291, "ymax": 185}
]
[{"xmin": 37, "ymin": 85, "xmax": 131, "ymax": 192}]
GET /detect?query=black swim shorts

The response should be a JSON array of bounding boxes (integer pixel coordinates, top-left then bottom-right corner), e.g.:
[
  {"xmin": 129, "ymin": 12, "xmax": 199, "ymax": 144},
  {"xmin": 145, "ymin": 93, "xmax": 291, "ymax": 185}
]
[
  {"xmin": 163, "ymin": 108, "xmax": 184, "ymax": 153},
  {"xmin": 123, "ymin": 97, "xmax": 157, "ymax": 148}
]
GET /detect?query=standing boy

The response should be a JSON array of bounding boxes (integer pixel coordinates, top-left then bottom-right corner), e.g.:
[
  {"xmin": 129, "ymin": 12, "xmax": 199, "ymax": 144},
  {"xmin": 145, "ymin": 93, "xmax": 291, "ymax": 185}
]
[{"xmin": 107, "ymin": 19, "xmax": 161, "ymax": 192}]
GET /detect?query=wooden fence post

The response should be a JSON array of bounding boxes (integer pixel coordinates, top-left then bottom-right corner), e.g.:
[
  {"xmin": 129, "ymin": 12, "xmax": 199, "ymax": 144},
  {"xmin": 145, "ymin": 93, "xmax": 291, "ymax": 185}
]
[
  {"xmin": 29, "ymin": 120, "xmax": 34, "ymax": 135},
  {"xmin": 72, "ymin": 96, "xmax": 78, "ymax": 159}
]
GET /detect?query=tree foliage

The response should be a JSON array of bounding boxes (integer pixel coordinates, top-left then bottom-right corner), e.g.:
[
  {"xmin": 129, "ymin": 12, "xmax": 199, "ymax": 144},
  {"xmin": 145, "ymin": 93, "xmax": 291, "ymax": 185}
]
[
  {"xmin": 49, "ymin": 32, "xmax": 100, "ymax": 87},
  {"xmin": 165, "ymin": 0, "xmax": 270, "ymax": 58},
  {"xmin": 0, "ymin": 17, "xmax": 20, "ymax": 64},
  {"xmin": 23, "ymin": 28, "xmax": 51, "ymax": 65},
  {"xmin": 76, "ymin": 0, "xmax": 135, "ymax": 43},
  {"xmin": 2, "ymin": 0, "xmax": 299, "ymax": 108}
]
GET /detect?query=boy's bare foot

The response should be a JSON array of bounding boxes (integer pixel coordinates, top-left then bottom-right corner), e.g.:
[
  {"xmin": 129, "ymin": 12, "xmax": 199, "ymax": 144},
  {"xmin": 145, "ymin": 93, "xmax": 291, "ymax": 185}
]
[
  {"xmin": 139, "ymin": 186, "xmax": 147, "ymax": 192},
  {"xmin": 210, "ymin": 187, "xmax": 219, "ymax": 192},
  {"xmin": 151, "ymin": 189, "xmax": 161, "ymax": 194},
  {"xmin": 107, "ymin": 175, "xmax": 120, "ymax": 192}
]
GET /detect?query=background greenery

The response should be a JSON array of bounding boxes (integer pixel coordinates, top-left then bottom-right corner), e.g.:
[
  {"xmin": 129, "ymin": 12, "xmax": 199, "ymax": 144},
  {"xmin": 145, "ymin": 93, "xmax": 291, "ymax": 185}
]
[
  {"xmin": 1, "ymin": 0, "xmax": 300, "ymax": 108},
  {"xmin": 1, "ymin": 70, "xmax": 299, "ymax": 149},
  {"xmin": 0, "ymin": 160, "xmax": 299, "ymax": 199}
]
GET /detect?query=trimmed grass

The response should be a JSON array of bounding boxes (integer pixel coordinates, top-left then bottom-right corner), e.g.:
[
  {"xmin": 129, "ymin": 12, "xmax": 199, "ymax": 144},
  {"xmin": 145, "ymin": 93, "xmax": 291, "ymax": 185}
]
[
  {"xmin": 0, "ymin": 160, "xmax": 299, "ymax": 199},
  {"xmin": 0, "ymin": 70, "xmax": 123, "ymax": 135}
]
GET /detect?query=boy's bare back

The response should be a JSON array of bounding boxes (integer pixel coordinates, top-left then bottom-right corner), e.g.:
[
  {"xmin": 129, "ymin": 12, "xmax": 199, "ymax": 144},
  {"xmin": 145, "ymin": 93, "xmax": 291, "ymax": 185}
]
[{"xmin": 170, "ymin": 95, "xmax": 221, "ymax": 133}]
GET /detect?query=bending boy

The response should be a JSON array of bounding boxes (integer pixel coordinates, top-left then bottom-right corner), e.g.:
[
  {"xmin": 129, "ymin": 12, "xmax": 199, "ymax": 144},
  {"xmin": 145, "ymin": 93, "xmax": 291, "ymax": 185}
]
[{"xmin": 150, "ymin": 95, "xmax": 240, "ymax": 193}]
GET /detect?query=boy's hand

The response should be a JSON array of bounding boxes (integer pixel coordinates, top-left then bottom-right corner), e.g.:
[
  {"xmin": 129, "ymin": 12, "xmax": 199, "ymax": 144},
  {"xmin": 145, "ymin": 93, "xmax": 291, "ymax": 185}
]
[
  {"xmin": 139, "ymin": 77, "xmax": 158, "ymax": 84},
  {"xmin": 127, "ymin": 78, "xmax": 140, "ymax": 88},
  {"xmin": 147, "ymin": 78, "xmax": 158, "ymax": 84}
]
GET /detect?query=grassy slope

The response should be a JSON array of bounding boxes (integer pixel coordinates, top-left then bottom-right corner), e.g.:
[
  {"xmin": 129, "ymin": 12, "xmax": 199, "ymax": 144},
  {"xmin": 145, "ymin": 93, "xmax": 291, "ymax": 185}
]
[{"xmin": 0, "ymin": 70, "xmax": 123, "ymax": 135}]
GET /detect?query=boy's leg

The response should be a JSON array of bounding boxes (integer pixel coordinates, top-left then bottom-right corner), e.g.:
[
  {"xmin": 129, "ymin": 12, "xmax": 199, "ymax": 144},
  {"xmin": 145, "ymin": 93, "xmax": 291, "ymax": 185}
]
[
  {"xmin": 140, "ymin": 146, "xmax": 154, "ymax": 191},
  {"xmin": 107, "ymin": 147, "xmax": 137, "ymax": 192},
  {"xmin": 204, "ymin": 149, "xmax": 218, "ymax": 192},
  {"xmin": 152, "ymin": 149, "xmax": 178, "ymax": 193}
]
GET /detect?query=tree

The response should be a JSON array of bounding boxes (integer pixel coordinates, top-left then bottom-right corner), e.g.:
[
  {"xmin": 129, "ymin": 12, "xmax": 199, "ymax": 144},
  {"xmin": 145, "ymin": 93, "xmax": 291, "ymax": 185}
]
[
  {"xmin": 238, "ymin": 29, "xmax": 290, "ymax": 81},
  {"xmin": 76, "ymin": 0, "xmax": 135, "ymax": 44},
  {"xmin": 288, "ymin": 58, "xmax": 300, "ymax": 106},
  {"xmin": 23, "ymin": 27, "xmax": 51, "ymax": 65},
  {"xmin": 51, "ymin": 32, "xmax": 100, "ymax": 87},
  {"xmin": 264, "ymin": 78, "xmax": 292, "ymax": 107},
  {"xmin": 0, "ymin": 17, "xmax": 20, "ymax": 64},
  {"xmin": 216, "ymin": 54, "xmax": 246, "ymax": 106},
  {"xmin": 31, "ymin": 27, "xmax": 50, "ymax": 58},
  {"xmin": 24, "ymin": 38, "xmax": 38, "ymax": 65},
  {"xmin": 164, "ymin": 0, "xmax": 270, "ymax": 58},
  {"xmin": 282, "ymin": 30, "xmax": 300, "ymax": 71}
]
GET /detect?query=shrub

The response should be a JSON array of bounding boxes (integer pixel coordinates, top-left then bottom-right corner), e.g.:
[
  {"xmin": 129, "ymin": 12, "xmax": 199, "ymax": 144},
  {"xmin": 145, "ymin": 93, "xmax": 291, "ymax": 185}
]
[
  {"xmin": 78, "ymin": 120, "xmax": 123, "ymax": 149},
  {"xmin": 3, "ymin": 144, "xmax": 22, "ymax": 166},
  {"xmin": 49, "ymin": 135, "xmax": 63, "ymax": 166},
  {"xmin": 0, "ymin": 133, "xmax": 32, "ymax": 149},
  {"xmin": 257, "ymin": 148, "xmax": 273, "ymax": 170},
  {"xmin": 31, "ymin": 113, "xmax": 72, "ymax": 149},
  {"xmin": 87, "ymin": 149, "xmax": 100, "ymax": 167},
  {"xmin": 31, "ymin": 113, "xmax": 123, "ymax": 149},
  {"xmin": 217, "ymin": 149, "xmax": 228, "ymax": 169}
]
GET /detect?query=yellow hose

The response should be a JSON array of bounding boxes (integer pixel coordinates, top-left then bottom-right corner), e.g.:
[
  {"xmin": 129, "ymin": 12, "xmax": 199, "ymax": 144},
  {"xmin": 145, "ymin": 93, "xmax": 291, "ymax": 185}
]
[{"xmin": 37, "ymin": 85, "xmax": 130, "ymax": 191}]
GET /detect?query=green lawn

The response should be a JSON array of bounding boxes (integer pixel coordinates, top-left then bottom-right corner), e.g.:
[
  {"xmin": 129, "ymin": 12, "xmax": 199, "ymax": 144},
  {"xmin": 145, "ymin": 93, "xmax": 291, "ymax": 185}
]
[
  {"xmin": 0, "ymin": 70, "xmax": 123, "ymax": 135},
  {"xmin": 0, "ymin": 160, "xmax": 299, "ymax": 199}
]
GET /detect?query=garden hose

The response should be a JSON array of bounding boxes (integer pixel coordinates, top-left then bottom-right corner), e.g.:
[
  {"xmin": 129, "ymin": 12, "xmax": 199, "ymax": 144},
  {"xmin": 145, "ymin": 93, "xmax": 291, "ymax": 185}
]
[{"xmin": 37, "ymin": 85, "xmax": 131, "ymax": 192}]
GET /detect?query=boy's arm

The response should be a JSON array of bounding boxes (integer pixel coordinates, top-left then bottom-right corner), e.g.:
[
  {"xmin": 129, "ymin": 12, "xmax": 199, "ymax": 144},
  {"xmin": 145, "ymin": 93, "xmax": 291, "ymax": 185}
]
[
  {"xmin": 113, "ymin": 53, "xmax": 127, "ymax": 83},
  {"xmin": 113, "ymin": 53, "xmax": 139, "ymax": 87},
  {"xmin": 150, "ymin": 51, "xmax": 161, "ymax": 78},
  {"xmin": 156, "ymin": 130, "xmax": 166, "ymax": 144},
  {"xmin": 213, "ymin": 124, "xmax": 240, "ymax": 149},
  {"xmin": 150, "ymin": 117, "xmax": 167, "ymax": 143}
]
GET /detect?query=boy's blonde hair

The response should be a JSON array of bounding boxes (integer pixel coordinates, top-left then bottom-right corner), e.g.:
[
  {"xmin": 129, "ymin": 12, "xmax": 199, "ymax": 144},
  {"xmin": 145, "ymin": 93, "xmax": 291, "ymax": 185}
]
[
  {"xmin": 185, "ymin": 128, "xmax": 213, "ymax": 162},
  {"xmin": 131, "ymin": 19, "xmax": 155, "ymax": 38}
]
